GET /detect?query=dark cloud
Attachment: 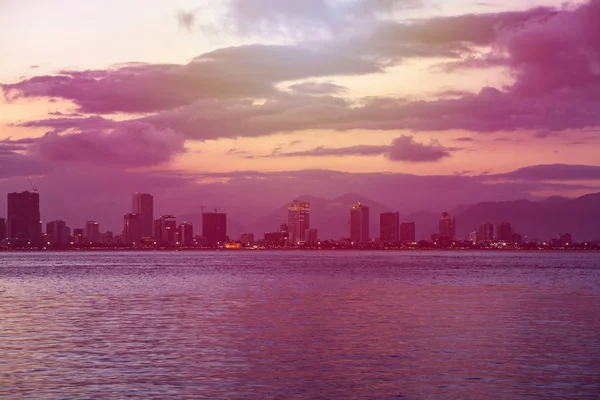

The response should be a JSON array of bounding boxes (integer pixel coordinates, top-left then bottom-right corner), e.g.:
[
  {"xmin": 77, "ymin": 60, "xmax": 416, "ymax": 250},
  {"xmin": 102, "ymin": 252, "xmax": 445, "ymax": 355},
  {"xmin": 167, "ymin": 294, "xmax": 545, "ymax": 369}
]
[
  {"xmin": 28, "ymin": 122, "xmax": 186, "ymax": 167},
  {"xmin": 177, "ymin": 10, "xmax": 196, "ymax": 32},
  {"xmin": 268, "ymin": 135, "xmax": 457, "ymax": 163},
  {"xmin": 2, "ymin": 45, "xmax": 380, "ymax": 114}
]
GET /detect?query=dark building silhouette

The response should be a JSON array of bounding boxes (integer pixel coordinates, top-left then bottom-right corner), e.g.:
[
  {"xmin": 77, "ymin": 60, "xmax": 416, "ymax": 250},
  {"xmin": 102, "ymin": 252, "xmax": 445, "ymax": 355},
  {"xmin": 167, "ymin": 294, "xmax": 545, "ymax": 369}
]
[
  {"xmin": 380, "ymin": 212, "xmax": 400, "ymax": 243},
  {"xmin": 350, "ymin": 203, "xmax": 370, "ymax": 243},
  {"xmin": 73, "ymin": 228, "xmax": 85, "ymax": 244},
  {"xmin": 85, "ymin": 221, "xmax": 100, "ymax": 244},
  {"xmin": 124, "ymin": 213, "xmax": 141, "ymax": 245},
  {"xmin": 7, "ymin": 191, "xmax": 42, "ymax": 245},
  {"xmin": 0, "ymin": 218, "xmax": 6, "ymax": 241},
  {"xmin": 439, "ymin": 212, "xmax": 456, "ymax": 242},
  {"xmin": 553, "ymin": 233, "xmax": 572, "ymax": 246},
  {"xmin": 478, "ymin": 223, "xmax": 494, "ymax": 243},
  {"xmin": 46, "ymin": 220, "xmax": 69, "ymax": 245},
  {"xmin": 287, "ymin": 201, "xmax": 310, "ymax": 244},
  {"xmin": 306, "ymin": 229, "xmax": 319, "ymax": 246},
  {"xmin": 400, "ymin": 222, "xmax": 416, "ymax": 243},
  {"xmin": 202, "ymin": 212, "xmax": 227, "ymax": 245},
  {"xmin": 132, "ymin": 193, "xmax": 154, "ymax": 239},
  {"xmin": 154, "ymin": 215, "xmax": 177, "ymax": 245},
  {"xmin": 178, "ymin": 222, "xmax": 194, "ymax": 245},
  {"xmin": 497, "ymin": 222, "xmax": 514, "ymax": 242}
]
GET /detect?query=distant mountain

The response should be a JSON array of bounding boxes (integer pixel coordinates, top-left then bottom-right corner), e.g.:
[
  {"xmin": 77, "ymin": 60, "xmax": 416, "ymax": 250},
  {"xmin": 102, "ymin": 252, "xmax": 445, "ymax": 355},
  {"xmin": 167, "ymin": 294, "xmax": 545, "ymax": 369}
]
[{"xmin": 454, "ymin": 193, "xmax": 600, "ymax": 242}]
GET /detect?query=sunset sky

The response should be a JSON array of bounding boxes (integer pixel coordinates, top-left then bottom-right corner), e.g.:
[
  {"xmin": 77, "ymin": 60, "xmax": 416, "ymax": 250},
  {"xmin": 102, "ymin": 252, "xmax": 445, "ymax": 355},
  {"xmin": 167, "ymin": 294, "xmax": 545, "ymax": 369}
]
[{"xmin": 2, "ymin": 0, "xmax": 600, "ymax": 231}]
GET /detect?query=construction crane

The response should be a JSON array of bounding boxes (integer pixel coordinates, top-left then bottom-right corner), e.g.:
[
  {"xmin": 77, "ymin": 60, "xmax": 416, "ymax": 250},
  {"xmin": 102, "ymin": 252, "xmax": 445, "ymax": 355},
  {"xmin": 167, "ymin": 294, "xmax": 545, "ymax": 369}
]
[{"xmin": 25, "ymin": 175, "xmax": 38, "ymax": 193}]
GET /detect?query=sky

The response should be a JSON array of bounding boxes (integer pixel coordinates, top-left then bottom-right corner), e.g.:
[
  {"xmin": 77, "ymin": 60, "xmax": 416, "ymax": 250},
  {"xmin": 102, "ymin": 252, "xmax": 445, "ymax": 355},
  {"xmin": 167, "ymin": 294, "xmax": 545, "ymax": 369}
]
[{"xmin": 2, "ymin": 0, "xmax": 600, "ymax": 232}]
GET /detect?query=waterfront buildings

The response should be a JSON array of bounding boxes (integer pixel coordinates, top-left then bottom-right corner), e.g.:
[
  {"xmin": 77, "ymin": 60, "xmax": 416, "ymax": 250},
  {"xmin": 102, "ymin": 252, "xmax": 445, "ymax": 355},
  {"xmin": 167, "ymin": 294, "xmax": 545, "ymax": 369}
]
[
  {"xmin": 439, "ymin": 212, "xmax": 456, "ymax": 243},
  {"xmin": 306, "ymin": 229, "xmax": 319, "ymax": 246},
  {"xmin": 287, "ymin": 201, "xmax": 310, "ymax": 245},
  {"xmin": 0, "ymin": 218, "xmax": 5, "ymax": 241},
  {"xmin": 478, "ymin": 223, "xmax": 494, "ymax": 243},
  {"xmin": 85, "ymin": 221, "xmax": 101, "ymax": 244},
  {"xmin": 240, "ymin": 233, "xmax": 255, "ymax": 246},
  {"xmin": 132, "ymin": 193, "xmax": 154, "ymax": 239},
  {"xmin": 496, "ymin": 222, "xmax": 513, "ymax": 242},
  {"xmin": 179, "ymin": 222, "xmax": 194, "ymax": 245},
  {"xmin": 350, "ymin": 203, "xmax": 370, "ymax": 244},
  {"xmin": 7, "ymin": 191, "xmax": 42, "ymax": 244},
  {"xmin": 380, "ymin": 212, "xmax": 400, "ymax": 243},
  {"xmin": 400, "ymin": 222, "xmax": 416, "ymax": 243},
  {"xmin": 124, "ymin": 213, "xmax": 141, "ymax": 245},
  {"xmin": 46, "ymin": 220, "xmax": 70, "ymax": 245},
  {"xmin": 202, "ymin": 212, "xmax": 227, "ymax": 245},
  {"xmin": 154, "ymin": 215, "xmax": 177, "ymax": 245}
]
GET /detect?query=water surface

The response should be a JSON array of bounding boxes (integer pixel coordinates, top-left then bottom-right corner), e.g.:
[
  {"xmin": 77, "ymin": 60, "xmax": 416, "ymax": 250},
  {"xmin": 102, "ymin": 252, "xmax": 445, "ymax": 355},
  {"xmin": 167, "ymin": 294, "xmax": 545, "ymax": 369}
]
[{"xmin": 1, "ymin": 251, "xmax": 599, "ymax": 399}]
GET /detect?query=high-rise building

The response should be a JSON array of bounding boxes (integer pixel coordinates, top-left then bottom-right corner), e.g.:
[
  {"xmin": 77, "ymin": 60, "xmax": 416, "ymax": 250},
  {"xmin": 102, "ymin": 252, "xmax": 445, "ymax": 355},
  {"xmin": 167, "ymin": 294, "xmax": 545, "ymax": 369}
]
[
  {"xmin": 124, "ymin": 213, "xmax": 141, "ymax": 245},
  {"xmin": 85, "ymin": 221, "xmax": 101, "ymax": 244},
  {"xmin": 350, "ymin": 203, "xmax": 370, "ymax": 244},
  {"xmin": 179, "ymin": 222, "xmax": 194, "ymax": 245},
  {"xmin": 73, "ymin": 228, "xmax": 85, "ymax": 244},
  {"xmin": 400, "ymin": 222, "xmax": 416, "ymax": 243},
  {"xmin": 287, "ymin": 201, "xmax": 310, "ymax": 245},
  {"xmin": 478, "ymin": 223, "xmax": 494, "ymax": 243},
  {"xmin": 380, "ymin": 212, "xmax": 400, "ymax": 243},
  {"xmin": 154, "ymin": 215, "xmax": 177, "ymax": 245},
  {"xmin": 496, "ymin": 222, "xmax": 513, "ymax": 242},
  {"xmin": 46, "ymin": 220, "xmax": 69, "ymax": 245},
  {"xmin": 306, "ymin": 229, "xmax": 319, "ymax": 246},
  {"xmin": 7, "ymin": 191, "xmax": 42, "ymax": 245},
  {"xmin": 439, "ymin": 212, "xmax": 456, "ymax": 241},
  {"xmin": 0, "ymin": 218, "xmax": 6, "ymax": 241},
  {"xmin": 132, "ymin": 193, "xmax": 154, "ymax": 239},
  {"xmin": 202, "ymin": 212, "xmax": 227, "ymax": 245}
]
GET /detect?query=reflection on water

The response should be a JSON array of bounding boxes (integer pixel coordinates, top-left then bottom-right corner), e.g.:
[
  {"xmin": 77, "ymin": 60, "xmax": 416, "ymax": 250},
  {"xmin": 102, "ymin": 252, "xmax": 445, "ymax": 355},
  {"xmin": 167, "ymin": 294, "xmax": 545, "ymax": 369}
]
[{"xmin": 1, "ymin": 251, "xmax": 599, "ymax": 399}]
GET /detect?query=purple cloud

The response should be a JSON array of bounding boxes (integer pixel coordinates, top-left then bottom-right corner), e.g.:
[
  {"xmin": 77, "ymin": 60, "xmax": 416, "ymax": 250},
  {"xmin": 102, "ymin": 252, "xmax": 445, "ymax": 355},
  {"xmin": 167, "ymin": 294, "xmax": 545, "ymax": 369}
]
[
  {"xmin": 267, "ymin": 135, "xmax": 457, "ymax": 162},
  {"xmin": 177, "ymin": 10, "xmax": 196, "ymax": 32}
]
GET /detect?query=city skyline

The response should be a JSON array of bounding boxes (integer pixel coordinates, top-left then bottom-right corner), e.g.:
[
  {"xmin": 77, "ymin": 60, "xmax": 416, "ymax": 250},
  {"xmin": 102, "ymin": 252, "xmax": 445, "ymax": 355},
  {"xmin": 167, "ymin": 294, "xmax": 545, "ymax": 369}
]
[
  {"xmin": 1, "ymin": 189, "xmax": 594, "ymax": 248},
  {"xmin": 2, "ymin": 0, "xmax": 600, "ymax": 232}
]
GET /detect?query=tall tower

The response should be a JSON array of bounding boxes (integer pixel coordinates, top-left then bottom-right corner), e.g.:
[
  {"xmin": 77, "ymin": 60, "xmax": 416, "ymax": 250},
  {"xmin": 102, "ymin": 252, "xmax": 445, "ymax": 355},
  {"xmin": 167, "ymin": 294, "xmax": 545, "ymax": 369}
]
[
  {"xmin": 287, "ymin": 201, "xmax": 310, "ymax": 245},
  {"xmin": 439, "ymin": 212, "xmax": 456, "ymax": 244},
  {"xmin": 202, "ymin": 213, "xmax": 227, "ymax": 246},
  {"xmin": 7, "ymin": 191, "xmax": 42, "ymax": 245},
  {"xmin": 85, "ymin": 221, "xmax": 100, "ymax": 244},
  {"xmin": 124, "ymin": 213, "xmax": 141, "ymax": 246},
  {"xmin": 132, "ymin": 193, "xmax": 154, "ymax": 239},
  {"xmin": 350, "ymin": 203, "xmax": 370, "ymax": 244},
  {"xmin": 380, "ymin": 212, "xmax": 400, "ymax": 243}
]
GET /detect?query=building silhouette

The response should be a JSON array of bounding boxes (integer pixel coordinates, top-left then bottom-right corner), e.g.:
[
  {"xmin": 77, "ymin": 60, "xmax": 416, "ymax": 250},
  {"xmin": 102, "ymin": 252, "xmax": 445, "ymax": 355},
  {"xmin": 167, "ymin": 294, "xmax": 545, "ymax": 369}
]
[
  {"xmin": 287, "ymin": 201, "xmax": 310, "ymax": 245},
  {"xmin": 73, "ymin": 228, "xmax": 85, "ymax": 244},
  {"xmin": 178, "ymin": 222, "xmax": 194, "ymax": 245},
  {"xmin": 400, "ymin": 222, "xmax": 416, "ymax": 243},
  {"xmin": 439, "ymin": 212, "xmax": 456, "ymax": 241},
  {"xmin": 46, "ymin": 220, "xmax": 69, "ymax": 245},
  {"xmin": 7, "ymin": 191, "xmax": 42, "ymax": 245},
  {"xmin": 306, "ymin": 229, "xmax": 319, "ymax": 246},
  {"xmin": 154, "ymin": 215, "xmax": 177, "ymax": 245},
  {"xmin": 132, "ymin": 193, "xmax": 154, "ymax": 239},
  {"xmin": 202, "ymin": 212, "xmax": 227, "ymax": 245},
  {"xmin": 124, "ymin": 213, "xmax": 141, "ymax": 245},
  {"xmin": 350, "ymin": 202, "xmax": 370, "ymax": 243},
  {"xmin": 0, "ymin": 218, "xmax": 6, "ymax": 241},
  {"xmin": 496, "ymin": 222, "xmax": 513, "ymax": 242},
  {"xmin": 380, "ymin": 212, "xmax": 400, "ymax": 243},
  {"xmin": 478, "ymin": 223, "xmax": 494, "ymax": 243},
  {"xmin": 85, "ymin": 221, "xmax": 101, "ymax": 244}
]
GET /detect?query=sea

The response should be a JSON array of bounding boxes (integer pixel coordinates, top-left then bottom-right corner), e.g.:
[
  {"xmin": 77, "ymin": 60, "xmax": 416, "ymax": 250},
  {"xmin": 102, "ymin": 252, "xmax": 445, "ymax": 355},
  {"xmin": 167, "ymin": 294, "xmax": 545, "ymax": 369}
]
[{"xmin": 0, "ymin": 251, "xmax": 599, "ymax": 399}]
